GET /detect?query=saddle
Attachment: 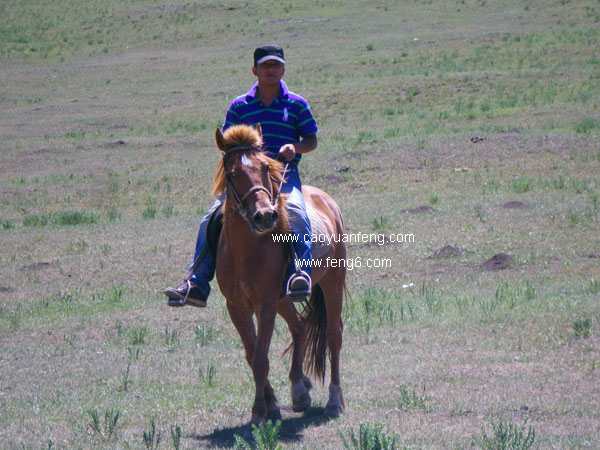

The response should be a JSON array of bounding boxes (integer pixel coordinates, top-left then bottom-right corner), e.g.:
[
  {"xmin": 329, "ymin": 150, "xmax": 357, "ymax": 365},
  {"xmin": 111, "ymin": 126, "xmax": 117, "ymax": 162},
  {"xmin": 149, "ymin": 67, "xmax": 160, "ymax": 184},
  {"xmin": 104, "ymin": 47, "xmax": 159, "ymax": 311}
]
[
  {"xmin": 206, "ymin": 203, "xmax": 223, "ymax": 261},
  {"xmin": 305, "ymin": 204, "xmax": 330, "ymax": 259}
]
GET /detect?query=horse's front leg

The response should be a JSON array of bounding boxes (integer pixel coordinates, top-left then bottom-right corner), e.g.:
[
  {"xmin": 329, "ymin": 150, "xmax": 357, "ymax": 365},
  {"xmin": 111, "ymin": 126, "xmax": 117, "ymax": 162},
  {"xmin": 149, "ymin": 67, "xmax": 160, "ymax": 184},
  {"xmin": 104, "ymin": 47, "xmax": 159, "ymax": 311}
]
[
  {"xmin": 225, "ymin": 303, "xmax": 262, "ymax": 423},
  {"xmin": 250, "ymin": 301, "xmax": 277, "ymax": 427},
  {"xmin": 277, "ymin": 300, "xmax": 312, "ymax": 412},
  {"xmin": 264, "ymin": 380, "xmax": 282, "ymax": 421}
]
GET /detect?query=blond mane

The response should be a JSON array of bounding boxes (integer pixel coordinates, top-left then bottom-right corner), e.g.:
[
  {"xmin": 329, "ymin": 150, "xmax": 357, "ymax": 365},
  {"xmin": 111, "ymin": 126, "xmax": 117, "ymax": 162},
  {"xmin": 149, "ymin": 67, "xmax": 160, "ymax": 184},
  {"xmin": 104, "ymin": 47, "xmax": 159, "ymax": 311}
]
[{"xmin": 212, "ymin": 125, "xmax": 289, "ymax": 232}]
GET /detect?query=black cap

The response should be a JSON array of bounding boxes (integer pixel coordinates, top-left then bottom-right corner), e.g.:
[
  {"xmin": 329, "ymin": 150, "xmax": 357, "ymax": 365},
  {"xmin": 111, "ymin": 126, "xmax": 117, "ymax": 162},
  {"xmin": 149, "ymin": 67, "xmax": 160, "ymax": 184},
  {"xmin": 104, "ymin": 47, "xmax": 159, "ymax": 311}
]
[{"xmin": 254, "ymin": 45, "xmax": 285, "ymax": 66}]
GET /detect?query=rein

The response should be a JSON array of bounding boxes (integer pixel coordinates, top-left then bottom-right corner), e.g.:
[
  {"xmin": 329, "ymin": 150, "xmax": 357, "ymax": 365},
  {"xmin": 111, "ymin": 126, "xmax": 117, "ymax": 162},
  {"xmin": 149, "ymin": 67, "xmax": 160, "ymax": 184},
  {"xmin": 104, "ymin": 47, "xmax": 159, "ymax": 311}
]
[{"xmin": 222, "ymin": 145, "xmax": 288, "ymax": 219}]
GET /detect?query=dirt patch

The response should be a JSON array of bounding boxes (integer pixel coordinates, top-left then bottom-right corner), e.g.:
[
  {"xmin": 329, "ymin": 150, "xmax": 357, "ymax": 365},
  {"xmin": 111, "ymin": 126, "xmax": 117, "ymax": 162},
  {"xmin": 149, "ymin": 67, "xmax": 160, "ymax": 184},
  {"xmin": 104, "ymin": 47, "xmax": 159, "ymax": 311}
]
[
  {"xmin": 21, "ymin": 262, "xmax": 52, "ymax": 271},
  {"xmin": 105, "ymin": 140, "xmax": 126, "ymax": 148},
  {"xmin": 403, "ymin": 205, "xmax": 435, "ymax": 214},
  {"xmin": 323, "ymin": 174, "xmax": 344, "ymax": 183},
  {"xmin": 434, "ymin": 245, "xmax": 467, "ymax": 257},
  {"xmin": 470, "ymin": 136, "xmax": 486, "ymax": 143},
  {"xmin": 482, "ymin": 253, "xmax": 515, "ymax": 270},
  {"xmin": 502, "ymin": 201, "xmax": 528, "ymax": 209}
]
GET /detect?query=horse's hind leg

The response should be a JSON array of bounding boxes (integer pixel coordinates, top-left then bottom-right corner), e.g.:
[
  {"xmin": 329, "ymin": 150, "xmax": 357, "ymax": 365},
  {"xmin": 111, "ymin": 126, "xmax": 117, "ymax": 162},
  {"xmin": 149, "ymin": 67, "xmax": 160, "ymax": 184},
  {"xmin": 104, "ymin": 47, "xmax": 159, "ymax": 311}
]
[
  {"xmin": 277, "ymin": 300, "xmax": 312, "ymax": 412},
  {"xmin": 319, "ymin": 270, "xmax": 345, "ymax": 418}
]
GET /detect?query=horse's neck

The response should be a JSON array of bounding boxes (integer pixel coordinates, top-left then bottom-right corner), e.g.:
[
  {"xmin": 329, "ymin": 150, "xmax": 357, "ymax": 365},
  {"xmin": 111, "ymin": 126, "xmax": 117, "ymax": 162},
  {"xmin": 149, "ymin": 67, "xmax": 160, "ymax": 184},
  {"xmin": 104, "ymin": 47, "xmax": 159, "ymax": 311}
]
[{"xmin": 223, "ymin": 211, "xmax": 269, "ymax": 249}]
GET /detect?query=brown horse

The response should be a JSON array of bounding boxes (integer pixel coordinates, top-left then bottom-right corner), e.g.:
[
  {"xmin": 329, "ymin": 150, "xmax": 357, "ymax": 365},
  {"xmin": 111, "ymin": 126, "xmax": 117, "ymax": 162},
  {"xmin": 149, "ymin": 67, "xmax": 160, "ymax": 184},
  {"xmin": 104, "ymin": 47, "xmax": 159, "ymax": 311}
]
[{"xmin": 212, "ymin": 124, "xmax": 346, "ymax": 433}]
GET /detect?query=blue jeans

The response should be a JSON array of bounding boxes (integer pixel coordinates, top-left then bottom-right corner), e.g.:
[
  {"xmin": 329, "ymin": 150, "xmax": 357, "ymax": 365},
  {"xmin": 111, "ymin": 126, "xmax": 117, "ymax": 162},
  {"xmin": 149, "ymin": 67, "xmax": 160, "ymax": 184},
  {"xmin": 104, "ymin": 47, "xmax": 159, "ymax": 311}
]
[{"xmin": 189, "ymin": 163, "xmax": 312, "ymax": 288}]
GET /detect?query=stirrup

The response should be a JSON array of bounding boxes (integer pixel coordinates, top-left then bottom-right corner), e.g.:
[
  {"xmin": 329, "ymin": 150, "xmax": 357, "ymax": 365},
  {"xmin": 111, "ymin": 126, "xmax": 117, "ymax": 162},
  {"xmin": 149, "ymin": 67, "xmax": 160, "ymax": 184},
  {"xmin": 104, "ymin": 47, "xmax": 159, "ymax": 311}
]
[
  {"xmin": 167, "ymin": 297, "xmax": 186, "ymax": 307},
  {"xmin": 286, "ymin": 270, "xmax": 311, "ymax": 300}
]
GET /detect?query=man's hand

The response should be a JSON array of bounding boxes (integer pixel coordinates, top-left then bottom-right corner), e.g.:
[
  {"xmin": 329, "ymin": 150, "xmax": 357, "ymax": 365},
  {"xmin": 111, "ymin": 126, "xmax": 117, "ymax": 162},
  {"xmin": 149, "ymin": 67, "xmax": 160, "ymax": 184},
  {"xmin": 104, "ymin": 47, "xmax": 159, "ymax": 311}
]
[{"xmin": 278, "ymin": 143, "xmax": 296, "ymax": 162}]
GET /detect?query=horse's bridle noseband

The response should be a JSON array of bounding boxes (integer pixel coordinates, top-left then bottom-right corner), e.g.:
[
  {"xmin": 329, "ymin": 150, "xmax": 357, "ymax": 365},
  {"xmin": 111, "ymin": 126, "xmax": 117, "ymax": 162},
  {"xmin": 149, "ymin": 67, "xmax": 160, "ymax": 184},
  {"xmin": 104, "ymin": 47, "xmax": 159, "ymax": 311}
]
[{"xmin": 222, "ymin": 145, "xmax": 284, "ymax": 220}]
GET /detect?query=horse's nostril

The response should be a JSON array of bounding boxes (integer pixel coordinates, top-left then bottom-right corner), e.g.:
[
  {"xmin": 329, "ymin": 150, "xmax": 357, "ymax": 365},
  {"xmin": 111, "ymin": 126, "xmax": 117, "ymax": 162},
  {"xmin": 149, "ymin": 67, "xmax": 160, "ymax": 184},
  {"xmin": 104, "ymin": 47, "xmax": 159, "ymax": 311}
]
[{"xmin": 253, "ymin": 209, "xmax": 278, "ymax": 229}]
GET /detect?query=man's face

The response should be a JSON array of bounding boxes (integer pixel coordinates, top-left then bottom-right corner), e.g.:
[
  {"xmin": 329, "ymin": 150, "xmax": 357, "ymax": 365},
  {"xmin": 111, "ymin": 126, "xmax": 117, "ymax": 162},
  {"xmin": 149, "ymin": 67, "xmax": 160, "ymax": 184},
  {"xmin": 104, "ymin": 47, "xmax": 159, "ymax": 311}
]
[{"xmin": 252, "ymin": 60, "xmax": 285, "ymax": 86}]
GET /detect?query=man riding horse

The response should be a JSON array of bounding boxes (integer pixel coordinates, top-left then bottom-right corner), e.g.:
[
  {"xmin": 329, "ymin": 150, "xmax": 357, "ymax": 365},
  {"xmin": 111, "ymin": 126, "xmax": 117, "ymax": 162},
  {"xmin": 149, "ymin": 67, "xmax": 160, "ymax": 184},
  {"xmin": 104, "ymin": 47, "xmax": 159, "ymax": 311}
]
[{"xmin": 164, "ymin": 45, "xmax": 316, "ymax": 306}]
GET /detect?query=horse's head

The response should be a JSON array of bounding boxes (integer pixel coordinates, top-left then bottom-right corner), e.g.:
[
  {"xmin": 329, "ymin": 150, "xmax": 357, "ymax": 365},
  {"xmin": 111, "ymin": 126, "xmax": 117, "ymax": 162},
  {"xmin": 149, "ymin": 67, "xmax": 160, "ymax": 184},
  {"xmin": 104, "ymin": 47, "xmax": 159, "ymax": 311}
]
[{"xmin": 213, "ymin": 124, "xmax": 288, "ymax": 234}]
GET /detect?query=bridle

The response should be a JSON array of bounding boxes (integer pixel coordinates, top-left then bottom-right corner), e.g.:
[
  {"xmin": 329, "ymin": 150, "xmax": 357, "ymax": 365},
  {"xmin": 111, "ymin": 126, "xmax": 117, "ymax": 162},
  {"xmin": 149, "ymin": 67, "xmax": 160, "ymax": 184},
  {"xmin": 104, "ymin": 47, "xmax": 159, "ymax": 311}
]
[{"xmin": 222, "ymin": 145, "xmax": 287, "ymax": 220}]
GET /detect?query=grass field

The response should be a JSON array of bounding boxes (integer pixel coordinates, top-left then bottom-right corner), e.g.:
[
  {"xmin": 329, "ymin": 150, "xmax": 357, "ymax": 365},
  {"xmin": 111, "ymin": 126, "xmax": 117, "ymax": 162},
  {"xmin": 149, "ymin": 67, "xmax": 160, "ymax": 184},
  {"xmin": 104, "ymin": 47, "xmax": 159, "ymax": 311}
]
[{"xmin": 1, "ymin": 0, "xmax": 599, "ymax": 448}]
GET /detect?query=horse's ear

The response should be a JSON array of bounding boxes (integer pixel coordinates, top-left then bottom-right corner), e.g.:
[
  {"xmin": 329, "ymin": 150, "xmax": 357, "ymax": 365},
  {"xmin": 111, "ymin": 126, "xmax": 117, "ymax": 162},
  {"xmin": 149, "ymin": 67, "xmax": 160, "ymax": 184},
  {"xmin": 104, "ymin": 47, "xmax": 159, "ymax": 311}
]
[
  {"xmin": 215, "ymin": 128, "xmax": 226, "ymax": 152},
  {"xmin": 255, "ymin": 123, "xmax": 262, "ymax": 140}
]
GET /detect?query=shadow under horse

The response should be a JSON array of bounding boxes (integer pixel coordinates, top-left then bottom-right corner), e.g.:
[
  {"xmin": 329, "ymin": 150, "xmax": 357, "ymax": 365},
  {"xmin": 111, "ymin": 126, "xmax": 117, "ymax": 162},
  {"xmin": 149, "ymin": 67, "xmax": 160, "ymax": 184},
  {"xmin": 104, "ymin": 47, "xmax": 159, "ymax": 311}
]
[{"xmin": 211, "ymin": 124, "xmax": 346, "ymax": 436}]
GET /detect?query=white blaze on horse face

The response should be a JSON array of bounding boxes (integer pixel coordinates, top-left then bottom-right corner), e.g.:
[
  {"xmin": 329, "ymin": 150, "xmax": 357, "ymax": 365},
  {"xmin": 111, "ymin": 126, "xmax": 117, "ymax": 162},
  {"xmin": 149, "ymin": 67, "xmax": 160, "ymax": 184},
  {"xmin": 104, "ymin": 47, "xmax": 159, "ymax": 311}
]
[{"xmin": 241, "ymin": 153, "xmax": 254, "ymax": 168}]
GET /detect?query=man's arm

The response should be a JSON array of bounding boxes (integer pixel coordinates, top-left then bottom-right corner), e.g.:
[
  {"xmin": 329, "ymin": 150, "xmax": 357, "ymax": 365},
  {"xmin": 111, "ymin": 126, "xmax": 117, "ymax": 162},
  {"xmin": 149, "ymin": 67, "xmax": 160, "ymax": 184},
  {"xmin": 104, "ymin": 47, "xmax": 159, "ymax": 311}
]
[{"xmin": 279, "ymin": 134, "xmax": 317, "ymax": 162}]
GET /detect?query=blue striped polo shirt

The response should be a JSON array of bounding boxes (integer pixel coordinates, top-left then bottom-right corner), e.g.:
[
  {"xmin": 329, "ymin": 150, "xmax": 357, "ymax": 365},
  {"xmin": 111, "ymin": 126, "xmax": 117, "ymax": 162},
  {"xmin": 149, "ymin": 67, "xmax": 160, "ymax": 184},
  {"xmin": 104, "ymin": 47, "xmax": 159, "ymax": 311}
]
[{"xmin": 222, "ymin": 80, "xmax": 318, "ymax": 165}]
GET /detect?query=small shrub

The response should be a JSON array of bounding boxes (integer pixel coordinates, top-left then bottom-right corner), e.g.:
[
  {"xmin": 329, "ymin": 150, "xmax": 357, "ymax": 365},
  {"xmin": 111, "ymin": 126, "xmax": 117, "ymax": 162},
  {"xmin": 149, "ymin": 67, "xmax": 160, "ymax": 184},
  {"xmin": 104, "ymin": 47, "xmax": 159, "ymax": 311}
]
[
  {"xmin": 372, "ymin": 215, "xmax": 388, "ymax": 232},
  {"xmin": 198, "ymin": 362, "xmax": 218, "ymax": 387},
  {"xmin": 573, "ymin": 317, "xmax": 591, "ymax": 339},
  {"xmin": 171, "ymin": 424, "xmax": 182, "ymax": 450},
  {"xmin": 54, "ymin": 210, "xmax": 99, "ymax": 226},
  {"xmin": 479, "ymin": 296, "xmax": 501, "ymax": 320},
  {"xmin": 130, "ymin": 325, "xmax": 148, "ymax": 345},
  {"xmin": 338, "ymin": 423, "xmax": 399, "ymax": 450},
  {"xmin": 233, "ymin": 420, "xmax": 283, "ymax": 450},
  {"xmin": 474, "ymin": 205, "xmax": 485, "ymax": 221},
  {"xmin": 512, "ymin": 175, "xmax": 533, "ymax": 193},
  {"xmin": 194, "ymin": 323, "xmax": 217, "ymax": 347},
  {"xmin": 120, "ymin": 361, "xmax": 131, "ymax": 392},
  {"xmin": 142, "ymin": 206, "xmax": 157, "ymax": 219},
  {"xmin": 571, "ymin": 178, "xmax": 588, "ymax": 194},
  {"xmin": 416, "ymin": 281, "xmax": 442, "ymax": 315},
  {"xmin": 164, "ymin": 325, "xmax": 180, "ymax": 349},
  {"xmin": 128, "ymin": 345, "xmax": 141, "ymax": 362},
  {"xmin": 429, "ymin": 192, "xmax": 439, "ymax": 205},
  {"xmin": 587, "ymin": 279, "xmax": 600, "ymax": 294},
  {"xmin": 23, "ymin": 210, "xmax": 98, "ymax": 227},
  {"xmin": 574, "ymin": 117, "xmax": 599, "ymax": 134},
  {"xmin": 587, "ymin": 190, "xmax": 599, "ymax": 210},
  {"xmin": 523, "ymin": 281, "xmax": 537, "ymax": 301},
  {"xmin": 87, "ymin": 407, "xmax": 121, "ymax": 441},
  {"xmin": 23, "ymin": 214, "xmax": 49, "ymax": 227},
  {"xmin": 65, "ymin": 130, "xmax": 86, "ymax": 138},
  {"xmin": 473, "ymin": 418, "xmax": 535, "ymax": 450},
  {"xmin": 143, "ymin": 416, "xmax": 162, "ymax": 449},
  {"xmin": 398, "ymin": 384, "xmax": 429, "ymax": 411},
  {"xmin": 67, "ymin": 238, "xmax": 89, "ymax": 255},
  {"xmin": 107, "ymin": 208, "xmax": 121, "ymax": 221}
]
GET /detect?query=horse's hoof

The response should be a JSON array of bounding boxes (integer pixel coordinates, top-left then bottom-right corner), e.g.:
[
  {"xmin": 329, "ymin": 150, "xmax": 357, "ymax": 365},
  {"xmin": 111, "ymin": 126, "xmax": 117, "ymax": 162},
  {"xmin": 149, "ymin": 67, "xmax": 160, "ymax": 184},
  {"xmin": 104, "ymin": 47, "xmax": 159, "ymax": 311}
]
[
  {"xmin": 267, "ymin": 407, "xmax": 282, "ymax": 422},
  {"xmin": 292, "ymin": 391, "xmax": 312, "ymax": 413},
  {"xmin": 323, "ymin": 405, "xmax": 344, "ymax": 419}
]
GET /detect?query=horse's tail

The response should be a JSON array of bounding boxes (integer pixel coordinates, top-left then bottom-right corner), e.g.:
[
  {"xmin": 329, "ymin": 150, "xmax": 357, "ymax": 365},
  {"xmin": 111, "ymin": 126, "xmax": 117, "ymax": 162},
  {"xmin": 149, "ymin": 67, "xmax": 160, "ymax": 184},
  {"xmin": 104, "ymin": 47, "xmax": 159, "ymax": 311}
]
[{"xmin": 304, "ymin": 283, "xmax": 328, "ymax": 383}]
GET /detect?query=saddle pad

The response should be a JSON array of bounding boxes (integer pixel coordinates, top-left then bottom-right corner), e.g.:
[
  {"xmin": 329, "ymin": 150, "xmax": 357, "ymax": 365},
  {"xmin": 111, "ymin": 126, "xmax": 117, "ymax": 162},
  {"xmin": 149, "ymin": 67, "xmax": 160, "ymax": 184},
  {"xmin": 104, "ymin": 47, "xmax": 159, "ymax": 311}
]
[{"xmin": 306, "ymin": 204, "xmax": 330, "ymax": 259}]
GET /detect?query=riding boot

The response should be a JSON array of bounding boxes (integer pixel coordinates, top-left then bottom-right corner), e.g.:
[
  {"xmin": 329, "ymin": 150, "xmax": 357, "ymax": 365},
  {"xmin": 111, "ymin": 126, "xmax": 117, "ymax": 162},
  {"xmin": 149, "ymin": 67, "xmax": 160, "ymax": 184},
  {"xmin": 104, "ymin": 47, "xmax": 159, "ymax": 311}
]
[
  {"xmin": 165, "ymin": 195, "xmax": 223, "ymax": 307},
  {"xmin": 281, "ymin": 165, "xmax": 312, "ymax": 299}
]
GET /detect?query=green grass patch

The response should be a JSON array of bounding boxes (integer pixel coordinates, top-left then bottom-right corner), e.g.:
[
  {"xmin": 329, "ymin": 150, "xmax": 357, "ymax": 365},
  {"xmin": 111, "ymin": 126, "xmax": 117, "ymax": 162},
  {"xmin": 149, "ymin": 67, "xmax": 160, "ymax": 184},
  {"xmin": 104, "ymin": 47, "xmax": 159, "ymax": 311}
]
[{"xmin": 22, "ymin": 210, "xmax": 99, "ymax": 227}]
